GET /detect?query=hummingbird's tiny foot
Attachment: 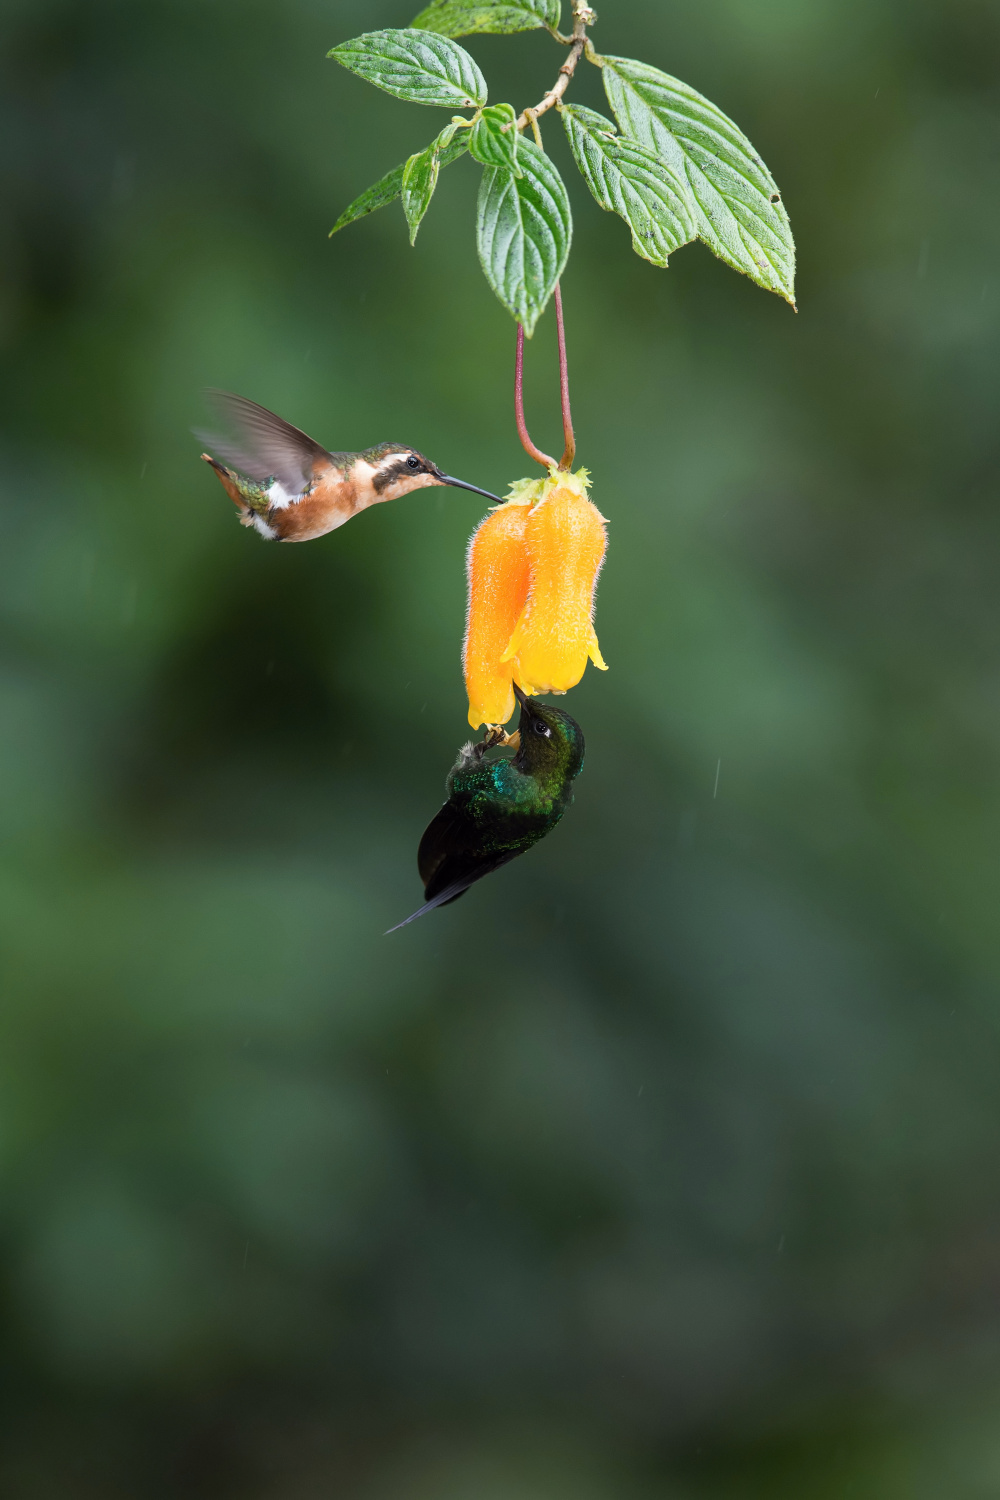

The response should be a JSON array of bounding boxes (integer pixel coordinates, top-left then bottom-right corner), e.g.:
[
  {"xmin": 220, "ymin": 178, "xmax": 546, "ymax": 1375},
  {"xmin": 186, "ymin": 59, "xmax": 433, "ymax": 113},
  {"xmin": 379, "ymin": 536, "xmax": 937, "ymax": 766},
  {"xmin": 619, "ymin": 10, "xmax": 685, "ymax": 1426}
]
[
  {"xmin": 478, "ymin": 727, "xmax": 505, "ymax": 753},
  {"xmin": 478, "ymin": 726, "xmax": 519, "ymax": 753}
]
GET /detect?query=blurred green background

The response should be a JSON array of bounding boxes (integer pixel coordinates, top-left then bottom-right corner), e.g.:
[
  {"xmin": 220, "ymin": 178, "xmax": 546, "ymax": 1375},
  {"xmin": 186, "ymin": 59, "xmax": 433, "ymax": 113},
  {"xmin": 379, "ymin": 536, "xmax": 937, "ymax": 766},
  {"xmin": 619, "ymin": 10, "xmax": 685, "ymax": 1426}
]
[{"xmin": 2, "ymin": 0, "xmax": 1000, "ymax": 1493}]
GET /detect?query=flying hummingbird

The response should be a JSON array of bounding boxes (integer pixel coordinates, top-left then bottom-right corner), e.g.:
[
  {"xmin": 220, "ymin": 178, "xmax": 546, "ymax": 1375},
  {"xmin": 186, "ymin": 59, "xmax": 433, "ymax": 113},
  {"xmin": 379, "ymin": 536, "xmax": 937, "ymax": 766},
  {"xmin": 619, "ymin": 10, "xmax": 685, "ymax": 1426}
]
[
  {"xmin": 388, "ymin": 684, "xmax": 585, "ymax": 932},
  {"xmin": 197, "ymin": 390, "xmax": 502, "ymax": 542}
]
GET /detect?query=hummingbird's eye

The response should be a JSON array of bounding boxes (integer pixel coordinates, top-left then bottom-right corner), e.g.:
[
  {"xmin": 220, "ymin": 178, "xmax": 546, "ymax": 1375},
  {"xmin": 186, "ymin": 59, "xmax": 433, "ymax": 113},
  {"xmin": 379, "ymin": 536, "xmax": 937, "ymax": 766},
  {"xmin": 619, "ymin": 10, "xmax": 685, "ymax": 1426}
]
[
  {"xmin": 406, "ymin": 454, "xmax": 421, "ymax": 470},
  {"xmin": 533, "ymin": 720, "xmax": 551, "ymax": 737}
]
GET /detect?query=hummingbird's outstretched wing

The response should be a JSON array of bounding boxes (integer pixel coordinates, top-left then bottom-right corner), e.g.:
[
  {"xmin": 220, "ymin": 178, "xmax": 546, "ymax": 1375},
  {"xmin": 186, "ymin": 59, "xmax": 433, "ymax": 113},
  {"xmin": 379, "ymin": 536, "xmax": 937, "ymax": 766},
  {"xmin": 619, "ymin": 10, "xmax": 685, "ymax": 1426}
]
[{"xmin": 196, "ymin": 391, "xmax": 332, "ymax": 495}]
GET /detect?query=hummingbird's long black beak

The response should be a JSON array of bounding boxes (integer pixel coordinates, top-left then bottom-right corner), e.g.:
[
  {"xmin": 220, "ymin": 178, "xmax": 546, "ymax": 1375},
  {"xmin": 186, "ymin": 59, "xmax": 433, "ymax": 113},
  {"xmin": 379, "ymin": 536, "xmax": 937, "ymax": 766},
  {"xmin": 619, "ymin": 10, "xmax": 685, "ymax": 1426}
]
[
  {"xmin": 439, "ymin": 475, "xmax": 503, "ymax": 503},
  {"xmin": 512, "ymin": 681, "xmax": 531, "ymax": 709}
]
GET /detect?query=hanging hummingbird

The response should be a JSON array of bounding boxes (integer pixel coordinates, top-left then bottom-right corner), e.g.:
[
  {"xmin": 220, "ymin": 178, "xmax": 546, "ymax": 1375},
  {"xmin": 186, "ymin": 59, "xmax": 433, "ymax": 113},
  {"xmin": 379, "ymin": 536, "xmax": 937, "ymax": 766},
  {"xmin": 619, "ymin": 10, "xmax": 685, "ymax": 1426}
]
[
  {"xmin": 197, "ymin": 390, "xmax": 502, "ymax": 542},
  {"xmin": 388, "ymin": 684, "xmax": 585, "ymax": 932}
]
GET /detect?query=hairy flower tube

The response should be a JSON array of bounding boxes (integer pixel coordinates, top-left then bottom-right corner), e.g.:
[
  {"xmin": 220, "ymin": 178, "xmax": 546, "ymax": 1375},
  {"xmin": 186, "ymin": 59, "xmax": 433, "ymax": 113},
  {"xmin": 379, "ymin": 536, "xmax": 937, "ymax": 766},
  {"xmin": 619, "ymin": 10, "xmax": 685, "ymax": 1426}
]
[
  {"xmin": 464, "ymin": 470, "xmax": 608, "ymax": 727},
  {"xmin": 463, "ymin": 492, "xmax": 532, "ymax": 728}
]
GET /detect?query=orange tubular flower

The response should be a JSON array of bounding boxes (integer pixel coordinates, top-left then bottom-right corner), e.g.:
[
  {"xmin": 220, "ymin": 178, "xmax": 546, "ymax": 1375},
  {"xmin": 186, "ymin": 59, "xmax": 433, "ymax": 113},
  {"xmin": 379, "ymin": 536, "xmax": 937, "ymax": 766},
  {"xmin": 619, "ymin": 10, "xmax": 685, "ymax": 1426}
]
[
  {"xmin": 463, "ymin": 493, "xmax": 531, "ymax": 728},
  {"xmin": 463, "ymin": 470, "xmax": 608, "ymax": 726},
  {"xmin": 503, "ymin": 470, "xmax": 608, "ymax": 696}
]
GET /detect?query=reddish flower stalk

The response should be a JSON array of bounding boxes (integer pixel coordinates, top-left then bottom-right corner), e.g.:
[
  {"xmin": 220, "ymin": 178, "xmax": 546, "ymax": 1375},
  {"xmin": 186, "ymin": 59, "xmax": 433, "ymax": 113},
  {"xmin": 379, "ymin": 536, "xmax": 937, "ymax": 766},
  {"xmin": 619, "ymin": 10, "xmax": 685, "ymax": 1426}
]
[
  {"xmin": 514, "ymin": 283, "xmax": 576, "ymax": 471},
  {"xmin": 554, "ymin": 283, "xmax": 575, "ymax": 471},
  {"xmin": 515, "ymin": 323, "xmax": 557, "ymax": 470}
]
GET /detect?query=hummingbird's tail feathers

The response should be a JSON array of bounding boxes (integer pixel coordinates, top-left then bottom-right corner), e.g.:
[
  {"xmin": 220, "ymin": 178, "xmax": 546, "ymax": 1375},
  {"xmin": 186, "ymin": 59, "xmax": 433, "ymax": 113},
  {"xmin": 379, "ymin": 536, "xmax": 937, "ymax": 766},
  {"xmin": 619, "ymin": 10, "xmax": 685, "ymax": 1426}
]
[
  {"xmin": 384, "ymin": 880, "xmax": 473, "ymax": 934},
  {"xmin": 388, "ymin": 846, "xmax": 522, "ymax": 933},
  {"xmin": 200, "ymin": 390, "xmax": 332, "ymax": 496},
  {"xmin": 200, "ymin": 453, "xmax": 263, "ymax": 522},
  {"xmin": 201, "ymin": 453, "xmax": 245, "ymax": 506}
]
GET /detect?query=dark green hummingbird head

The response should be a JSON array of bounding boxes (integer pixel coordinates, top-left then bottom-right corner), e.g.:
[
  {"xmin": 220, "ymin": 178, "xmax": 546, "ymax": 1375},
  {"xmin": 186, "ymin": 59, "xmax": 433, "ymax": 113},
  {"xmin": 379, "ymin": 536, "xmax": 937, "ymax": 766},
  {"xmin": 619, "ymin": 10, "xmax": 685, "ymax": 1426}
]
[{"xmin": 512, "ymin": 682, "xmax": 585, "ymax": 785}]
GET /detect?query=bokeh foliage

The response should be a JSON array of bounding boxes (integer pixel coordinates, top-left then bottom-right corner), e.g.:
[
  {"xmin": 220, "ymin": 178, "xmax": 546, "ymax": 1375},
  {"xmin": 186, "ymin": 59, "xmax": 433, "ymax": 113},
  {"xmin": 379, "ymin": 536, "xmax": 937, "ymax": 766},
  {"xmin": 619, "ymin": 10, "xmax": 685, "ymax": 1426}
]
[{"xmin": 2, "ymin": 0, "xmax": 1000, "ymax": 1493}]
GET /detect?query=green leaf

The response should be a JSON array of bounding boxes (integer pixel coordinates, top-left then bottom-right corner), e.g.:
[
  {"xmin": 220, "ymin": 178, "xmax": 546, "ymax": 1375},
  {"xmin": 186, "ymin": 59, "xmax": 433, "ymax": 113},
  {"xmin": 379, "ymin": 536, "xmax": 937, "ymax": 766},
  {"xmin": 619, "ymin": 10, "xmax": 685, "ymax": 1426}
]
[
  {"xmin": 476, "ymin": 138, "xmax": 571, "ymax": 336},
  {"xmin": 401, "ymin": 123, "xmax": 465, "ymax": 243},
  {"xmin": 330, "ymin": 131, "xmax": 469, "ymax": 237},
  {"xmin": 469, "ymin": 103, "xmax": 522, "ymax": 176},
  {"xmin": 330, "ymin": 164, "xmax": 406, "ymax": 236},
  {"xmin": 411, "ymin": 0, "xmax": 560, "ymax": 37},
  {"xmin": 402, "ymin": 144, "xmax": 441, "ymax": 245},
  {"xmin": 601, "ymin": 55, "xmax": 796, "ymax": 304},
  {"xmin": 329, "ymin": 28, "xmax": 487, "ymax": 110},
  {"xmin": 562, "ymin": 104, "xmax": 697, "ymax": 268}
]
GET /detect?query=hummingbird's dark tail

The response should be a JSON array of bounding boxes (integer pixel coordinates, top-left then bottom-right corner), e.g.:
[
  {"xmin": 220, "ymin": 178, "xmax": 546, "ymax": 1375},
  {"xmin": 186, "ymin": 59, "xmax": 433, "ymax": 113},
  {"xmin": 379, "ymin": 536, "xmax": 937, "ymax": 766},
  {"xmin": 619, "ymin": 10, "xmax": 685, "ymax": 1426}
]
[
  {"xmin": 384, "ymin": 879, "xmax": 473, "ymax": 934},
  {"xmin": 385, "ymin": 848, "xmax": 521, "ymax": 933}
]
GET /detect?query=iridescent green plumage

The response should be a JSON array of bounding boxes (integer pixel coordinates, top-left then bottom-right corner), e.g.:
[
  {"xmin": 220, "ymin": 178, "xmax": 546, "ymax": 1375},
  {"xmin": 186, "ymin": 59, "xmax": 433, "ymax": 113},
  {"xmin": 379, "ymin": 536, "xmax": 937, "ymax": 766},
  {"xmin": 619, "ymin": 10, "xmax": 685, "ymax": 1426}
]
[{"xmin": 388, "ymin": 686, "xmax": 585, "ymax": 931}]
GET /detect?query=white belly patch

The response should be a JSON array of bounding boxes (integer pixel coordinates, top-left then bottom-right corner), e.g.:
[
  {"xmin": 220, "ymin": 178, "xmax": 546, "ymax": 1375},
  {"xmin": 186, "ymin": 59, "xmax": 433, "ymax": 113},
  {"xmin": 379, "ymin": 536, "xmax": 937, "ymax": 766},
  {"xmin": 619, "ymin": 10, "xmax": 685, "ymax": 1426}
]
[{"xmin": 265, "ymin": 480, "xmax": 300, "ymax": 510}]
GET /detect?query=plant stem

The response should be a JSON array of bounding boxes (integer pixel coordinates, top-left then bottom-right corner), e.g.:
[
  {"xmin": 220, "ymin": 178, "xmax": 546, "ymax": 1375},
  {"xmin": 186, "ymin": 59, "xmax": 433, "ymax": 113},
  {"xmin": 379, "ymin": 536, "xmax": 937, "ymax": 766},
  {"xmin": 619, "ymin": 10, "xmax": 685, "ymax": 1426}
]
[
  {"xmin": 513, "ymin": 288, "xmax": 576, "ymax": 472},
  {"xmin": 511, "ymin": 0, "xmax": 586, "ymax": 471},
  {"xmin": 554, "ymin": 283, "xmax": 575, "ymax": 470},
  {"xmin": 524, "ymin": 109, "xmax": 544, "ymax": 149},
  {"xmin": 512, "ymin": 1, "xmax": 594, "ymax": 133},
  {"xmin": 515, "ymin": 324, "xmax": 557, "ymax": 470}
]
